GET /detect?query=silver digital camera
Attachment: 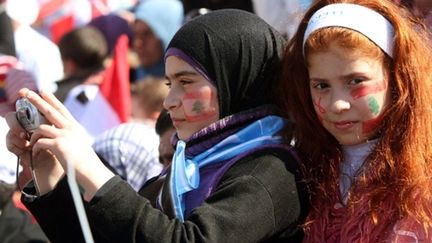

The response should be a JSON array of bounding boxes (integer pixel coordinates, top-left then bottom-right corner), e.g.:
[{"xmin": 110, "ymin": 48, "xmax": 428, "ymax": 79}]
[{"xmin": 15, "ymin": 97, "xmax": 47, "ymax": 133}]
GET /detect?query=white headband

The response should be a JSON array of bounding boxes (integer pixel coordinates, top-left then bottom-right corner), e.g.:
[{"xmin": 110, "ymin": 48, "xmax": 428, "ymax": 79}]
[{"xmin": 303, "ymin": 3, "xmax": 394, "ymax": 58}]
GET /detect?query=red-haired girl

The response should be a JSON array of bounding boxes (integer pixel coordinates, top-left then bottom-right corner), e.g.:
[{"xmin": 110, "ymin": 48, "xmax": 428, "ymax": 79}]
[{"xmin": 279, "ymin": 0, "xmax": 432, "ymax": 242}]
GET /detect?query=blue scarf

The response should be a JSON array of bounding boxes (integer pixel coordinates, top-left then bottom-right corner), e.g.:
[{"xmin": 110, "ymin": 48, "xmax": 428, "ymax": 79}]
[{"xmin": 169, "ymin": 115, "xmax": 285, "ymax": 221}]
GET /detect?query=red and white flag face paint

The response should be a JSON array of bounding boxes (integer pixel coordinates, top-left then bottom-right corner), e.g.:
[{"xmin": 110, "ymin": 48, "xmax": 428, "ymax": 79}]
[{"xmin": 183, "ymin": 87, "xmax": 217, "ymax": 122}]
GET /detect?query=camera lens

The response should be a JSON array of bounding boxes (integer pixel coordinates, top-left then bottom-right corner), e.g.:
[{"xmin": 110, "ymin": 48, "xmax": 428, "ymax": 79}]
[{"xmin": 26, "ymin": 109, "xmax": 31, "ymax": 120}]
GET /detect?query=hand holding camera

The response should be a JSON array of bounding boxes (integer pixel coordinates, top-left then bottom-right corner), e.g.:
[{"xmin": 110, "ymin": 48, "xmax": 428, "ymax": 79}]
[{"xmin": 15, "ymin": 97, "xmax": 48, "ymax": 133}]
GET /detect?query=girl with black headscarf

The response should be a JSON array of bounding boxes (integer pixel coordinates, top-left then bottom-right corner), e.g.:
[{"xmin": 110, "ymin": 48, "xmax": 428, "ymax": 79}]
[{"xmin": 5, "ymin": 9, "xmax": 308, "ymax": 243}]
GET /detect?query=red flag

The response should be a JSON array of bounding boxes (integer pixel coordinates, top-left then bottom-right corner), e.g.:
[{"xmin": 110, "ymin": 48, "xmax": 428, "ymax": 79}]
[
  {"xmin": 50, "ymin": 14, "xmax": 74, "ymax": 43},
  {"xmin": 100, "ymin": 34, "xmax": 131, "ymax": 123}
]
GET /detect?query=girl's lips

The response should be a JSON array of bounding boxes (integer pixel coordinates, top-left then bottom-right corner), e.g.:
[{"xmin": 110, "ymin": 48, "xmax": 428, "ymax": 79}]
[
  {"xmin": 333, "ymin": 121, "xmax": 356, "ymax": 130},
  {"xmin": 171, "ymin": 118, "xmax": 185, "ymax": 126}
]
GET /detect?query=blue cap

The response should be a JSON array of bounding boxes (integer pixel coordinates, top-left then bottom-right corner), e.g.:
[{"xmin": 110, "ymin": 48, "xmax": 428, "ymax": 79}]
[{"xmin": 134, "ymin": 0, "xmax": 184, "ymax": 49}]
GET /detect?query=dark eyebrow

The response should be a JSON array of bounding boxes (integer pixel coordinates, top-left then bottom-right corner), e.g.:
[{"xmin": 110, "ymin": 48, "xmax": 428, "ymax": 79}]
[
  {"xmin": 165, "ymin": 70, "xmax": 199, "ymax": 80},
  {"xmin": 339, "ymin": 72, "xmax": 366, "ymax": 80},
  {"xmin": 309, "ymin": 72, "xmax": 367, "ymax": 82}
]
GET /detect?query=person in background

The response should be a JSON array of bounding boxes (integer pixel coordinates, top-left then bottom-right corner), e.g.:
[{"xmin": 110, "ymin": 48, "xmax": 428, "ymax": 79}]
[
  {"xmin": 130, "ymin": 76, "xmax": 169, "ymax": 124},
  {"xmin": 0, "ymin": 0, "xmax": 14, "ymax": 57},
  {"xmin": 5, "ymin": 9, "xmax": 308, "ymax": 242},
  {"xmin": 55, "ymin": 26, "xmax": 108, "ymax": 103},
  {"xmin": 93, "ymin": 77, "xmax": 169, "ymax": 191},
  {"xmin": 278, "ymin": 0, "xmax": 432, "ymax": 241},
  {"xmin": 252, "ymin": 0, "xmax": 315, "ymax": 40},
  {"xmin": 55, "ymin": 26, "xmax": 120, "ymax": 141},
  {"xmin": 181, "ymin": 0, "xmax": 254, "ymax": 14},
  {"xmin": 398, "ymin": 0, "xmax": 432, "ymax": 32},
  {"xmin": 0, "ymin": 5, "xmax": 39, "ymax": 188},
  {"xmin": 0, "ymin": 2, "xmax": 38, "ymax": 116},
  {"xmin": 87, "ymin": 13, "xmax": 133, "ymax": 124},
  {"xmin": 92, "ymin": 122, "xmax": 163, "ymax": 192},
  {"xmin": 5, "ymin": 0, "xmax": 63, "ymax": 93},
  {"xmin": 87, "ymin": 13, "xmax": 134, "ymax": 58},
  {"xmin": 0, "ymin": 116, "xmax": 48, "ymax": 243},
  {"xmin": 129, "ymin": 0, "xmax": 184, "ymax": 82},
  {"xmin": 155, "ymin": 109, "xmax": 175, "ymax": 168}
]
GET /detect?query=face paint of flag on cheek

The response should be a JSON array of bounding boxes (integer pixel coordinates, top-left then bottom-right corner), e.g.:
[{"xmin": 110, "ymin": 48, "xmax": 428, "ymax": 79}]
[
  {"xmin": 362, "ymin": 113, "xmax": 384, "ymax": 134},
  {"xmin": 313, "ymin": 97, "xmax": 325, "ymax": 124},
  {"xmin": 350, "ymin": 81, "xmax": 387, "ymax": 135},
  {"xmin": 350, "ymin": 81, "xmax": 387, "ymax": 100},
  {"xmin": 367, "ymin": 96, "xmax": 380, "ymax": 116},
  {"xmin": 361, "ymin": 95, "xmax": 384, "ymax": 134},
  {"xmin": 183, "ymin": 88, "xmax": 217, "ymax": 122}
]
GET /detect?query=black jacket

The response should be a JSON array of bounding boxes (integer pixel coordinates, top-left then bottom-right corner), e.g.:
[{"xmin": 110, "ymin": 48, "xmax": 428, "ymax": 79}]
[
  {"xmin": 0, "ymin": 199, "xmax": 48, "ymax": 243},
  {"xmin": 23, "ymin": 149, "xmax": 308, "ymax": 243}
]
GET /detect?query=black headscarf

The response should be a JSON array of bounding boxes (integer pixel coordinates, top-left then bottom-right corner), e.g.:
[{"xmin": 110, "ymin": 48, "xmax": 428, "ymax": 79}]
[{"xmin": 166, "ymin": 9, "xmax": 286, "ymax": 118}]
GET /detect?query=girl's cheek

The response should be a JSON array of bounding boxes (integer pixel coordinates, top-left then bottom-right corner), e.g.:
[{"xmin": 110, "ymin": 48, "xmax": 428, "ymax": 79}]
[
  {"xmin": 351, "ymin": 81, "xmax": 387, "ymax": 134},
  {"xmin": 313, "ymin": 97, "xmax": 325, "ymax": 124},
  {"xmin": 313, "ymin": 97, "xmax": 326, "ymax": 115},
  {"xmin": 361, "ymin": 95, "xmax": 386, "ymax": 135},
  {"xmin": 350, "ymin": 81, "xmax": 387, "ymax": 100},
  {"xmin": 362, "ymin": 113, "xmax": 384, "ymax": 134},
  {"xmin": 183, "ymin": 88, "xmax": 217, "ymax": 122}
]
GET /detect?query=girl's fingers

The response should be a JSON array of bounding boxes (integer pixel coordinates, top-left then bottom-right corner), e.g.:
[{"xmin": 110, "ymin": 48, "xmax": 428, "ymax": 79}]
[
  {"xmin": 32, "ymin": 138, "xmax": 62, "ymax": 165},
  {"xmin": 6, "ymin": 130, "xmax": 31, "ymax": 155},
  {"xmin": 29, "ymin": 124, "xmax": 60, "ymax": 145},
  {"xmin": 7, "ymin": 142, "xmax": 27, "ymax": 156},
  {"xmin": 17, "ymin": 151, "xmax": 31, "ymax": 167},
  {"xmin": 39, "ymin": 90, "xmax": 75, "ymax": 121},
  {"xmin": 4, "ymin": 111, "xmax": 26, "ymax": 135},
  {"xmin": 24, "ymin": 90, "xmax": 69, "ymax": 129}
]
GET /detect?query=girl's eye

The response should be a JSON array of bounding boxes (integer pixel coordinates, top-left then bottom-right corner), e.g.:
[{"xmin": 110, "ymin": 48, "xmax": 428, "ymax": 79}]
[
  {"xmin": 180, "ymin": 79, "xmax": 193, "ymax": 85},
  {"xmin": 348, "ymin": 78, "xmax": 363, "ymax": 85},
  {"xmin": 164, "ymin": 81, "xmax": 172, "ymax": 88},
  {"xmin": 312, "ymin": 82, "xmax": 329, "ymax": 90}
]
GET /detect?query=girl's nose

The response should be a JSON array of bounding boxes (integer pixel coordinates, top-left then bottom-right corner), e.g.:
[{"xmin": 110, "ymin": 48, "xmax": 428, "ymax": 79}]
[
  {"xmin": 330, "ymin": 99, "xmax": 351, "ymax": 114},
  {"xmin": 163, "ymin": 88, "xmax": 182, "ymax": 111}
]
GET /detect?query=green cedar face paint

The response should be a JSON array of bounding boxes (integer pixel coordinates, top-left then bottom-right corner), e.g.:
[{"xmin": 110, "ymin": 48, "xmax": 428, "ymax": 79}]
[
  {"xmin": 183, "ymin": 89, "xmax": 217, "ymax": 122},
  {"xmin": 192, "ymin": 100, "xmax": 204, "ymax": 114},
  {"xmin": 367, "ymin": 96, "xmax": 380, "ymax": 115}
]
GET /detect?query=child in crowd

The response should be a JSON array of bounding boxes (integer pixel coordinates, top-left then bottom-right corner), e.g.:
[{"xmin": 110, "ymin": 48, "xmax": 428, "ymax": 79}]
[
  {"xmin": 154, "ymin": 109, "xmax": 176, "ymax": 167},
  {"xmin": 5, "ymin": 9, "xmax": 308, "ymax": 242},
  {"xmin": 278, "ymin": 0, "xmax": 432, "ymax": 242}
]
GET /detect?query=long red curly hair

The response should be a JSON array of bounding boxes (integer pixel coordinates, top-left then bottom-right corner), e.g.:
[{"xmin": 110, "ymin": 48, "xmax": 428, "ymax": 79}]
[{"xmin": 277, "ymin": 0, "xmax": 432, "ymax": 242}]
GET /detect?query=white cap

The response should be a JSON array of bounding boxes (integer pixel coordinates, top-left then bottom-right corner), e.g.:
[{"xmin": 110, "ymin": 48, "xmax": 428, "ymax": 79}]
[
  {"xmin": 6, "ymin": 0, "xmax": 40, "ymax": 25},
  {"xmin": 0, "ymin": 116, "xmax": 18, "ymax": 184}
]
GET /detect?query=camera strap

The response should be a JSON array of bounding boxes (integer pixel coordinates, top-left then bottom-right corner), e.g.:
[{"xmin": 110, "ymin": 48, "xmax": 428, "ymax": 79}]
[{"xmin": 15, "ymin": 131, "xmax": 40, "ymax": 200}]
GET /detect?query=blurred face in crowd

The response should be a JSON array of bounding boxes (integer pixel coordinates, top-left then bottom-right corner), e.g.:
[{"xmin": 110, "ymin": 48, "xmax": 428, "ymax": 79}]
[
  {"xmin": 158, "ymin": 127, "xmax": 176, "ymax": 167},
  {"xmin": 413, "ymin": 0, "xmax": 432, "ymax": 10},
  {"xmin": 132, "ymin": 20, "xmax": 164, "ymax": 68},
  {"xmin": 308, "ymin": 43, "xmax": 391, "ymax": 145},
  {"xmin": 412, "ymin": 0, "xmax": 432, "ymax": 28},
  {"xmin": 164, "ymin": 56, "xmax": 219, "ymax": 141}
]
